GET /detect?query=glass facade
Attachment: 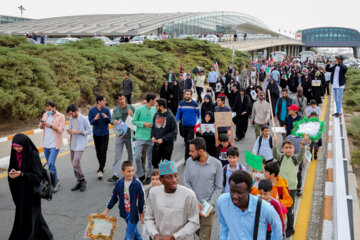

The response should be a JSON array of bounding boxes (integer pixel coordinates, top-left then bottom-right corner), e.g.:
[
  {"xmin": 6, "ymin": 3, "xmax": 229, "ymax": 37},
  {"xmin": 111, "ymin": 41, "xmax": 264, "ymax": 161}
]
[
  {"xmin": 302, "ymin": 27, "xmax": 360, "ymax": 43},
  {"xmin": 0, "ymin": 15, "xmax": 31, "ymax": 25},
  {"xmin": 161, "ymin": 12, "xmax": 268, "ymax": 35}
]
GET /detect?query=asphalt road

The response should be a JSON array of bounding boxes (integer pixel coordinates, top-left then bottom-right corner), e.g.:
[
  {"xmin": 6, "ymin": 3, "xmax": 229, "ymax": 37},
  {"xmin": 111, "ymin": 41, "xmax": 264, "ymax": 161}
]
[{"xmin": 0, "ymin": 118, "xmax": 259, "ymax": 240}]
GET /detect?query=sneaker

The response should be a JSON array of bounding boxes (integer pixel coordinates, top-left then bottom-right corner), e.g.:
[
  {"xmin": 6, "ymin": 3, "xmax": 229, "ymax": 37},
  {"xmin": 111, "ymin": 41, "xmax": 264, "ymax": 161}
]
[
  {"xmin": 296, "ymin": 189, "xmax": 302, "ymax": 197},
  {"xmin": 139, "ymin": 175, "xmax": 145, "ymax": 183},
  {"xmin": 80, "ymin": 180, "xmax": 87, "ymax": 192},
  {"xmin": 235, "ymin": 137, "xmax": 240, "ymax": 142},
  {"xmin": 143, "ymin": 178, "xmax": 151, "ymax": 185},
  {"xmin": 332, "ymin": 113, "xmax": 339, "ymax": 117},
  {"xmin": 285, "ymin": 228, "xmax": 295, "ymax": 238},
  {"xmin": 97, "ymin": 171, "xmax": 103, "ymax": 180},
  {"xmin": 53, "ymin": 182, "xmax": 60, "ymax": 193},
  {"xmin": 71, "ymin": 182, "xmax": 81, "ymax": 191},
  {"xmin": 107, "ymin": 175, "xmax": 119, "ymax": 182}
]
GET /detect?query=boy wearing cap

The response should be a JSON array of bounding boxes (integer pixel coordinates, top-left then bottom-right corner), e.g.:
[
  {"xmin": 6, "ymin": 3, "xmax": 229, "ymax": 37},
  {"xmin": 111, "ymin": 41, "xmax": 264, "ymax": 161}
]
[
  {"xmin": 284, "ymin": 104, "xmax": 302, "ymax": 137},
  {"xmin": 145, "ymin": 160, "xmax": 200, "ymax": 240}
]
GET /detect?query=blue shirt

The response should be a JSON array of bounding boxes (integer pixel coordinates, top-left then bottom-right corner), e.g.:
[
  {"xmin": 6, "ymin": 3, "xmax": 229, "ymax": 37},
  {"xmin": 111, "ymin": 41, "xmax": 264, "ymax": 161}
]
[
  {"xmin": 69, "ymin": 113, "xmax": 92, "ymax": 151},
  {"xmin": 271, "ymin": 70, "xmax": 280, "ymax": 84},
  {"xmin": 88, "ymin": 106, "xmax": 111, "ymax": 136},
  {"xmin": 208, "ymin": 71, "xmax": 218, "ymax": 83},
  {"xmin": 223, "ymin": 164, "xmax": 246, "ymax": 193},
  {"xmin": 176, "ymin": 100, "xmax": 200, "ymax": 126},
  {"xmin": 252, "ymin": 135, "xmax": 274, "ymax": 161},
  {"xmin": 217, "ymin": 194, "xmax": 283, "ymax": 240}
]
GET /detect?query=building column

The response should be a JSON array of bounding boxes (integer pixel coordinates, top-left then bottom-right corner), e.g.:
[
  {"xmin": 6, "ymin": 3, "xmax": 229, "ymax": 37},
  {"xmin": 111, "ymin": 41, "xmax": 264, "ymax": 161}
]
[
  {"xmin": 252, "ymin": 50, "xmax": 256, "ymax": 60},
  {"xmin": 291, "ymin": 45, "xmax": 294, "ymax": 57},
  {"xmin": 267, "ymin": 47, "xmax": 271, "ymax": 59}
]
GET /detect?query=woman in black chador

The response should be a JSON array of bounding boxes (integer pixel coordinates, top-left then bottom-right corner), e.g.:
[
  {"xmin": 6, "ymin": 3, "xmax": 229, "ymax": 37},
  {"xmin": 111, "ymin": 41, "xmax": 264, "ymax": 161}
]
[{"xmin": 8, "ymin": 134, "xmax": 53, "ymax": 240}]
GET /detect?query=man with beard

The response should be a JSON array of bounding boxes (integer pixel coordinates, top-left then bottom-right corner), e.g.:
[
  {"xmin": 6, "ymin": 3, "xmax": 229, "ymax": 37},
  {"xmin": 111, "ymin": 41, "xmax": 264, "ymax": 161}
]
[
  {"xmin": 217, "ymin": 170, "xmax": 282, "ymax": 240},
  {"xmin": 151, "ymin": 99, "xmax": 177, "ymax": 169},
  {"xmin": 251, "ymin": 91, "xmax": 270, "ymax": 139},
  {"xmin": 184, "ymin": 137, "xmax": 222, "ymax": 240},
  {"xmin": 275, "ymin": 89, "xmax": 293, "ymax": 139},
  {"xmin": 176, "ymin": 90, "xmax": 201, "ymax": 160},
  {"xmin": 232, "ymin": 88, "xmax": 250, "ymax": 141},
  {"xmin": 145, "ymin": 160, "xmax": 200, "ymax": 240}
]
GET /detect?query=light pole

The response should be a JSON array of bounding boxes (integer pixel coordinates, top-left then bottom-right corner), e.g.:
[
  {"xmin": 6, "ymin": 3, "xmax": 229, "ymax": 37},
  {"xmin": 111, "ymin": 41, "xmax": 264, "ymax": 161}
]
[{"xmin": 18, "ymin": 5, "xmax": 26, "ymax": 17}]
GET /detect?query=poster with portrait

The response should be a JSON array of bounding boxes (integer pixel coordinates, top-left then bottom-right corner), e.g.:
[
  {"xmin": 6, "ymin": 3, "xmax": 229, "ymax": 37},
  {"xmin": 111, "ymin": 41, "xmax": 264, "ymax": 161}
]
[
  {"xmin": 84, "ymin": 214, "xmax": 117, "ymax": 240},
  {"xmin": 312, "ymin": 80, "xmax": 321, "ymax": 87},
  {"xmin": 200, "ymin": 124, "xmax": 215, "ymax": 136},
  {"xmin": 114, "ymin": 120, "xmax": 128, "ymax": 137}
]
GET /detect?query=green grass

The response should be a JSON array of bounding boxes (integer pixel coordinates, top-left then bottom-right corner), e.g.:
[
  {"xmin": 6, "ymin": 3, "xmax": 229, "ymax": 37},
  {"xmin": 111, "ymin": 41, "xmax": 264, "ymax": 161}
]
[
  {"xmin": 0, "ymin": 36, "xmax": 249, "ymax": 120},
  {"xmin": 347, "ymin": 116, "xmax": 360, "ymax": 164}
]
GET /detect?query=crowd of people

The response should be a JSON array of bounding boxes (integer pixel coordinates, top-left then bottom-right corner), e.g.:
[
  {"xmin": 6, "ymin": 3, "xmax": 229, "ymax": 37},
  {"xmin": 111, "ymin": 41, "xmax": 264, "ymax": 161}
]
[{"xmin": 7, "ymin": 55, "xmax": 347, "ymax": 240}]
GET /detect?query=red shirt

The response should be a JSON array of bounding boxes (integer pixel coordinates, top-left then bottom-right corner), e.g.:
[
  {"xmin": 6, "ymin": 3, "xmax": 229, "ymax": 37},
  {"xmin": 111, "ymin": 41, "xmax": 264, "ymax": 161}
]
[{"xmin": 267, "ymin": 198, "xmax": 284, "ymax": 233}]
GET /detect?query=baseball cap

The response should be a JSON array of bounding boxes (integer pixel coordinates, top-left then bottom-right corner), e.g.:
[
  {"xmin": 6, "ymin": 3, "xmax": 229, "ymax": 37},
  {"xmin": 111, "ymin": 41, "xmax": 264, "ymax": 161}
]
[
  {"xmin": 335, "ymin": 55, "xmax": 344, "ymax": 61},
  {"xmin": 287, "ymin": 104, "xmax": 299, "ymax": 111},
  {"xmin": 258, "ymin": 91, "xmax": 265, "ymax": 96}
]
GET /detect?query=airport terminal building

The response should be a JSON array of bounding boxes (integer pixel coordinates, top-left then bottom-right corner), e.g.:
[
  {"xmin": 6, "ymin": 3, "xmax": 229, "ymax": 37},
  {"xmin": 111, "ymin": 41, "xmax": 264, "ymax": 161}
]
[{"xmin": 0, "ymin": 11, "xmax": 280, "ymax": 37}]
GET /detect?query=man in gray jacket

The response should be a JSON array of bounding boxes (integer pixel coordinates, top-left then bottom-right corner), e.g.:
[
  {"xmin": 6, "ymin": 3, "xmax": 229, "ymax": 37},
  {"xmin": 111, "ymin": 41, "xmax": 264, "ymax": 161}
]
[
  {"xmin": 184, "ymin": 137, "xmax": 222, "ymax": 240},
  {"xmin": 123, "ymin": 72, "xmax": 134, "ymax": 104}
]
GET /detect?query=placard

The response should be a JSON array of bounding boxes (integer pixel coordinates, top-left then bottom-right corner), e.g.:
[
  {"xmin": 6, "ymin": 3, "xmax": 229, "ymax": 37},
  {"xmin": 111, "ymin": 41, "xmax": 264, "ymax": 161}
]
[
  {"xmin": 214, "ymin": 112, "xmax": 233, "ymax": 127},
  {"xmin": 200, "ymin": 124, "xmax": 215, "ymax": 136},
  {"xmin": 125, "ymin": 116, "xmax": 136, "ymax": 131},
  {"xmin": 273, "ymin": 127, "xmax": 286, "ymax": 134},
  {"xmin": 312, "ymin": 80, "xmax": 321, "ymax": 87},
  {"xmin": 86, "ymin": 214, "xmax": 118, "ymax": 240}
]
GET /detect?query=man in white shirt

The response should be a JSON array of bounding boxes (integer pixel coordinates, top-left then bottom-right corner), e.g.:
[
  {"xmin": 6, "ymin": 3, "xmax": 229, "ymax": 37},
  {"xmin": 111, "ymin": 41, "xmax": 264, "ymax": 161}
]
[
  {"xmin": 325, "ymin": 55, "xmax": 348, "ymax": 117},
  {"xmin": 208, "ymin": 67, "xmax": 218, "ymax": 92}
]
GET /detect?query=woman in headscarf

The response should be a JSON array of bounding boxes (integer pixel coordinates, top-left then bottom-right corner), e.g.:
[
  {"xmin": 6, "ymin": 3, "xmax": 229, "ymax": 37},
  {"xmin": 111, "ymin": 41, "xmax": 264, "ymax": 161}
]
[
  {"xmin": 8, "ymin": 134, "xmax": 53, "ymax": 240},
  {"xmin": 169, "ymin": 80, "xmax": 182, "ymax": 115},
  {"xmin": 160, "ymin": 80, "xmax": 172, "ymax": 102},
  {"xmin": 266, "ymin": 77, "xmax": 280, "ymax": 114},
  {"xmin": 301, "ymin": 73, "xmax": 312, "ymax": 104},
  {"xmin": 197, "ymin": 111, "xmax": 216, "ymax": 157},
  {"xmin": 232, "ymin": 88, "xmax": 250, "ymax": 140},
  {"xmin": 201, "ymin": 94, "xmax": 215, "ymax": 121}
]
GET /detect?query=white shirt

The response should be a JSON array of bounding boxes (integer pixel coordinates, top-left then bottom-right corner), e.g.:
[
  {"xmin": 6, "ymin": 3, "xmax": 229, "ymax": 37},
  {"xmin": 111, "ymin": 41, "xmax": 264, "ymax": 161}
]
[
  {"xmin": 332, "ymin": 66, "xmax": 344, "ymax": 89},
  {"xmin": 324, "ymin": 72, "xmax": 331, "ymax": 82},
  {"xmin": 43, "ymin": 114, "xmax": 56, "ymax": 148}
]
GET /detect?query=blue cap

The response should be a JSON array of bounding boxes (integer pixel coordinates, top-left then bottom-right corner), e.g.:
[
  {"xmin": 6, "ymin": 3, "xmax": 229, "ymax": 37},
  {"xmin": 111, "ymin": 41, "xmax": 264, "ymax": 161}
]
[{"xmin": 159, "ymin": 160, "xmax": 177, "ymax": 176}]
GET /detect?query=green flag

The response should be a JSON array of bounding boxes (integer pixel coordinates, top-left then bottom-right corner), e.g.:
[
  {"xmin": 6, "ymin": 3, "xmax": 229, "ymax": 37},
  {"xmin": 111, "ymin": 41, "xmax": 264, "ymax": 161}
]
[{"xmin": 245, "ymin": 150, "xmax": 263, "ymax": 171}]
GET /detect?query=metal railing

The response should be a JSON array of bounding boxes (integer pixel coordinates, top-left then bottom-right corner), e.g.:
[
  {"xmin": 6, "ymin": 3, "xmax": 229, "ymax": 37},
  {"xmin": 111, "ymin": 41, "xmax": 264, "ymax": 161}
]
[{"xmin": 333, "ymin": 116, "xmax": 354, "ymax": 240}]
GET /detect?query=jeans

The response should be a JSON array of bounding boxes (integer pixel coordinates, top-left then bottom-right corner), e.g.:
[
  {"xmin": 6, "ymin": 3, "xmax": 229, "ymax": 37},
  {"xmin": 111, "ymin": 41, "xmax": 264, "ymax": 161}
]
[
  {"xmin": 134, "ymin": 140, "xmax": 153, "ymax": 178},
  {"xmin": 196, "ymin": 87, "xmax": 203, "ymax": 103},
  {"xmin": 93, "ymin": 134, "xmax": 109, "ymax": 172},
  {"xmin": 125, "ymin": 95, "xmax": 132, "ymax": 104},
  {"xmin": 333, "ymin": 88, "xmax": 344, "ymax": 114},
  {"xmin": 182, "ymin": 125, "xmax": 195, "ymax": 160},
  {"xmin": 152, "ymin": 141, "xmax": 174, "ymax": 168},
  {"xmin": 287, "ymin": 189, "xmax": 297, "ymax": 229},
  {"xmin": 297, "ymin": 160, "xmax": 303, "ymax": 190},
  {"xmin": 114, "ymin": 137, "xmax": 133, "ymax": 176},
  {"xmin": 324, "ymin": 82, "xmax": 330, "ymax": 95},
  {"xmin": 70, "ymin": 150, "xmax": 85, "ymax": 181},
  {"xmin": 44, "ymin": 148, "xmax": 59, "ymax": 182},
  {"xmin": 125, "ymin": 212, "xmax": 142, "ymax": 240}
]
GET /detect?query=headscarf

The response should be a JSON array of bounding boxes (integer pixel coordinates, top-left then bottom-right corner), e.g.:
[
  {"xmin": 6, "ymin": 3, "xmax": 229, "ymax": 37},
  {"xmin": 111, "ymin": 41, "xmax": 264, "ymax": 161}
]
[
  {"xmin": 201, "ymin": 95, "xmax": 215, "ymax": 121},
  {"xmin": 9, "ymin": 134, "xmax": 39, "ymax": 172},
  {"xmin": 203, "ymin": 111, "xmax": 214, "ymax": 123}
]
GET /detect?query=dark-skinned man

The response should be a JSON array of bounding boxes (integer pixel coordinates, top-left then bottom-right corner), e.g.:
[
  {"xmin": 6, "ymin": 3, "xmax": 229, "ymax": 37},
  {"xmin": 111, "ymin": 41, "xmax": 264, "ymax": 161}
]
[
  {"xmin": 217, "ymin": 170, "xmax": 282, "ymax": 239},
  {"xmin": 144, "ymin": 160, "xmax": 199, "ymax": 240}
]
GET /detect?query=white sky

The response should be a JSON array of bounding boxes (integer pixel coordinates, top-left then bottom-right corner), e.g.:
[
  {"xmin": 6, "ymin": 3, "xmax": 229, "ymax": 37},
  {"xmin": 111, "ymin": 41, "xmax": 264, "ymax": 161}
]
[{"xmin": 2, "ymin": 0, "xmax": 359, "ymax": 35}]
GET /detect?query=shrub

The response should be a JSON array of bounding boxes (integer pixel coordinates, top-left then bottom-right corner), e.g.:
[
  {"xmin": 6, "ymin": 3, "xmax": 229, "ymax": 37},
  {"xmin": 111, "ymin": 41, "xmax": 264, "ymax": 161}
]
[{"xmin": 0, "ymin": 36, "xmax": 249, "ymax": 120}]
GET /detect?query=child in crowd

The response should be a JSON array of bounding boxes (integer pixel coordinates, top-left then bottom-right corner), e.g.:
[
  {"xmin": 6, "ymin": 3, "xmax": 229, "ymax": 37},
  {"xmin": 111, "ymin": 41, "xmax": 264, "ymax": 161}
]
[
  {"xmin": 102, "ymin": 161, "xmax": 145, "ymax": 239},
  {"xmin": 305, "ymin": 99, "xmax": 321, "ymax": 117},
  {"xmin": 264, "ymin": 161, "xmax": 293, "ymax": 210},
  {"xmin": 222, "ymin": 147, "xmax": 246, "ymax": 193},
  {"xmin": 258, "ymin": 179, "xmax": 285, "ymax": 240},
  {"xmin": 273, "ymin": 133, "xmax": 308, "ymax": 238},
  {"xmin": 309, "ymin": 111, "xmax": 322, "ymax": 160},
  {"xmin": 215, "ymin": 133, "xmax": 233, "ymax": 167},
  {"xmin": 197, "ymin": 111, "xmax": 216, "ymax": 157},
  {"xmin": 252, "ymin": 125, "xmax": 274, "ymax": 163},
  {"xmin": 146, "ymin": 169, "xmax": 162, "ymax": 198}
]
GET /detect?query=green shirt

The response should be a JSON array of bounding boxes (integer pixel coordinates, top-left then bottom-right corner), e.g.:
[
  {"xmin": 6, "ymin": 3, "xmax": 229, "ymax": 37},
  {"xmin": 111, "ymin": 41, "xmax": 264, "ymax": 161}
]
[
  {"xmin": 111, "ymin": 104, "xmax": 135, "ymax": 138},
  {"xmin": 132, "ymin": 105, "xmax": 157, "ymax": 141},
  {"xmin": 273, "ymin": 146, "xmax": 305, "ymax": 190}
]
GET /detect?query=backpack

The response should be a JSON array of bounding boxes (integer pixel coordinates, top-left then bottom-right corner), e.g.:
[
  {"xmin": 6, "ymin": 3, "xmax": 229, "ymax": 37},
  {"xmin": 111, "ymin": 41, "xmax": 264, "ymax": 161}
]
[
  {"xmin": 278, "ymin": 155, "xmax": 298, "ymax": 167},
  {"xmin": 257, "ymin": 135, "xmax": 273, "ymax": 155},
  {"xmin": 277, "ymin": 186, "xmax": 290, "ymax": 200},
  {"xmin": 33, "ymin": 163, "xmax": 56, "ymax": 201},
  {"xmin": 223, "ymin": 164, "xmax": 245, "ymax": 188}
]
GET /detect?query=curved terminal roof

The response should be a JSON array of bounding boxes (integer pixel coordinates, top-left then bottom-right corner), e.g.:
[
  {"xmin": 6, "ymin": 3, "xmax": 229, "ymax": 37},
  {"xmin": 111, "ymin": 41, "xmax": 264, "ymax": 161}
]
[{"xmin": 0, "ymin": 11, "xmax": 279, "ymax": 37}]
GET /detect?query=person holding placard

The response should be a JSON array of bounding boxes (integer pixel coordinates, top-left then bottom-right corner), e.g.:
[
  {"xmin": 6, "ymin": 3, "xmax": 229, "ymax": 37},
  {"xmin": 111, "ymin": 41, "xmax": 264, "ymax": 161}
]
[
  {"xmin": 214, "ymin": 95, "xmax": 231, "ymax": 135},
  {"xmin": 108, "ymin": 92, "xmax": 135, "ymax": 183}
]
